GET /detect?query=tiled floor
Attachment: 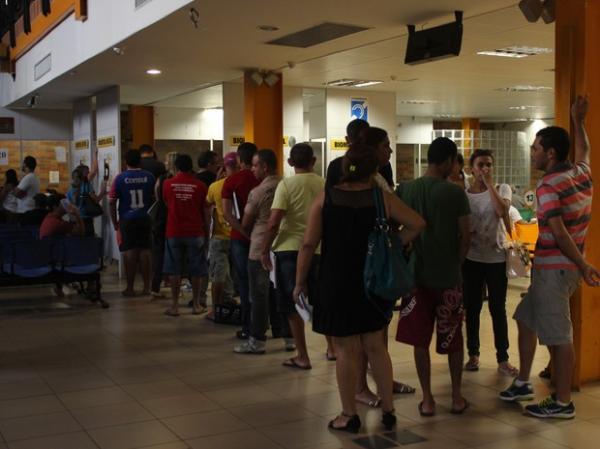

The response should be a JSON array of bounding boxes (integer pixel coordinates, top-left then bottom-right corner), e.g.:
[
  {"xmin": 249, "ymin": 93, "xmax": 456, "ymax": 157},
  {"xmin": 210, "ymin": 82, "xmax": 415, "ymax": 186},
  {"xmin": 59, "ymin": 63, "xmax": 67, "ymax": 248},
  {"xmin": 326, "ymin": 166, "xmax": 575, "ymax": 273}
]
[{"xmin": 1, "ymin": 268, "xmax": 600, "ymax": 449}]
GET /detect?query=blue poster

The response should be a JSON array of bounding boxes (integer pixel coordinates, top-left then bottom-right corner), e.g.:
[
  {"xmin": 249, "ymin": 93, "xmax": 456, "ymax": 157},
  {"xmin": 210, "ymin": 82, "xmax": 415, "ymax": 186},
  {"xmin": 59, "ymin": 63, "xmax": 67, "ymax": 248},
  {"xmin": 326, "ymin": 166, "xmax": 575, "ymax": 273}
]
[{"xmin": 351, "ymin": 98, "xmax": 368, "ymax": 121}]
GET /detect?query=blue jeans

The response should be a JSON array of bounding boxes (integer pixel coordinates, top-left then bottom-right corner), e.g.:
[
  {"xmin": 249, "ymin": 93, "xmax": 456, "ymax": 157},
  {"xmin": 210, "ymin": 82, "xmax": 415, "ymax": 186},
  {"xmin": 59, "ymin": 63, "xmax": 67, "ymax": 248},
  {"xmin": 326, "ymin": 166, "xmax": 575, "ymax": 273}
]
[{"xmin": 231, "ymin": 239, "xmax": 251, "ymax": 333}]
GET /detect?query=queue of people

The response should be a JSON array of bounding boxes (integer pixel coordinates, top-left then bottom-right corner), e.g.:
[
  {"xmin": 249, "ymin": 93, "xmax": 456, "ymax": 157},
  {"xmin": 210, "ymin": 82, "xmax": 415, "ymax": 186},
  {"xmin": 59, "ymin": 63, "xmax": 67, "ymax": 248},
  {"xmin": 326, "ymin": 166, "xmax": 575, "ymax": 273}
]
[{"xmin": 1, "ymin": 96, "xmax": 597, "ymax": 432}]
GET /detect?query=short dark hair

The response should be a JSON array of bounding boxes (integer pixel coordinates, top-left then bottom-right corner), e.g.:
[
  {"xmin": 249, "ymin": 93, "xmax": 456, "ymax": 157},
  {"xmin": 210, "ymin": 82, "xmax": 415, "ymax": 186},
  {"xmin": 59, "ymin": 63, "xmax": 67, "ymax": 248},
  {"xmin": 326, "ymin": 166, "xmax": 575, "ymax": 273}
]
[
  {"xmin": 346, "ymin": 119, "xmax": 369, "ymax": 144},
  {"xmin": 362, "ymin": 127, "xmax": 387, "ymax": 148},
  {"xmin": 469, "ymin": 148, "xmax": 494, "ymax": 167},
  {"xmin": 125, "ymin": 150, "xmax": 142, "ymax": 168},
  {"xmin": 456, "ymin": 152, "xmax": 464, "ymax": 166},
  {"xmin": 428, "ymin": 137, "xmax": 458, "ymax": 165},
  {"xmin": 536, "ymin": 126, "xmax": 570, "ymax": 162},
  {"xmin": 5, "ymin": 169, "xmax": 18, "ymax": 185},
  {"xmin": 256, "ymin": 149, "xmax": 277, "ymax": 171},
  {"xmin": 33, "ymin": 193, "xmax": 47, "ymax": 209},
  {"xmin": 341, "ymin": 143, "xmax": 378, "ymax": 183},
  {"xmin": 23, "ymin": 156, "xmax": 37, "ymax": 171},
  {"xmin": 289, "ymin": 143, "xmax": 314, "ymax": 169},
  {"xmin": 46, "ymin": 194, "xmax": 65, "ymax": 210},
  {"xmin": 197, "ymin": 150, "xmax": 218, "ymax": 168},
  {"xmin": 238, "ymin": 142, "xmax": 258, "ymax": 165},
  {"xmin": 175, "ymin": 154, "xmax": 193, "ymax": 172},
  {"xmin": 139, "ymin": 144, "xmax": 154, "ymax": 156}
]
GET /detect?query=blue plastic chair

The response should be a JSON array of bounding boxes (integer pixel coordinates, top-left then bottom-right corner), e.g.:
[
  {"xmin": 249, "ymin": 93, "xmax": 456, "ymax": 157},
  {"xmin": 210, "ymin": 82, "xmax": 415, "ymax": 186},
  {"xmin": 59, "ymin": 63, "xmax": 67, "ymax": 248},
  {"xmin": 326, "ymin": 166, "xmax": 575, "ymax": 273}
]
[
  {"xmin": 60, "ymin": 237, "xmax": 103, "ymax": 274},
  {"xmin": 11, "ymin": 239, "xmax": 53, "ymax": 277}
]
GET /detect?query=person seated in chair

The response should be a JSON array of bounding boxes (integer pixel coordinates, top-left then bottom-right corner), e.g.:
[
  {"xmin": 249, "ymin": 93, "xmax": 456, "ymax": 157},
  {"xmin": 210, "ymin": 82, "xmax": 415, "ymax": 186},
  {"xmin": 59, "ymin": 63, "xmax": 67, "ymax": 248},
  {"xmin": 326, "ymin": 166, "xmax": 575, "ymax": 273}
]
[{"xmin": 40, "ymin": 194, "xmax": 85, "ymax": 239}]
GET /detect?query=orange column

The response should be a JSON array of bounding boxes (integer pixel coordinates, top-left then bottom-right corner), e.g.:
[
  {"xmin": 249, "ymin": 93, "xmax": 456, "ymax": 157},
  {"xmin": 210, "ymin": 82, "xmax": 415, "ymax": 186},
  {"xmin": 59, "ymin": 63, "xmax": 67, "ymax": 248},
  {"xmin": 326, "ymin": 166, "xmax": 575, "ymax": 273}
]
[
  {"xmin": 128, "ymin": 106, "xmax": 154, "ymax": 150},
  {"xmin": 244, "ymin": 71, "xmax": 283, "ymax": 174},
  {"xmin": 556, "ymin": 0, "xmax": 600, "ymax": 387},
  {"xmin": 461, "ymin": 118, "xmax": 480, "ymax": 158}
]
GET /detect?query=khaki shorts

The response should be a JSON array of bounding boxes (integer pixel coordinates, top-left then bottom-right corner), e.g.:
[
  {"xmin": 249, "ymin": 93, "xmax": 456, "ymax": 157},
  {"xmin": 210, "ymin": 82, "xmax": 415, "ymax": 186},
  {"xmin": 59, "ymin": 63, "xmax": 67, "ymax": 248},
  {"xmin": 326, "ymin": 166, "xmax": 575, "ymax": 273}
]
[
  {"xmin": 208, "ymin": 238, "xmax": 231, "ymax": 283},
  {"xmin": 513, "ymin": 268, "xmax": 580, "ymax": 346}
]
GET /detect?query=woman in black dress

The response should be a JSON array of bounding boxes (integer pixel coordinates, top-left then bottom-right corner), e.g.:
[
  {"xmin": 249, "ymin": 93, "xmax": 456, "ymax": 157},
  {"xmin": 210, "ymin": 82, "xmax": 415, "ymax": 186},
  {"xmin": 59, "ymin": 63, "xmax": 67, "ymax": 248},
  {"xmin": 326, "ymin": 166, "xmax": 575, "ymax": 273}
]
[{"xmin": 294, "ymin": 144, "xmax": 425, "ymax": 433}]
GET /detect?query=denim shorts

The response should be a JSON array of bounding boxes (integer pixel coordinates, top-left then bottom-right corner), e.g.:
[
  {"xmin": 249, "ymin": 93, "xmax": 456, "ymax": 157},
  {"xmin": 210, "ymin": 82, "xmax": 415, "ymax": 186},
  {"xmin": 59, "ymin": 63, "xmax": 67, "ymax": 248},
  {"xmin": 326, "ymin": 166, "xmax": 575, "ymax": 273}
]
[
  {"xmin": 163, "ymin": 237, "xmax": 208, "ymax": 277},
  {"xmin": 275, "ymin": 251, "xmax": 319, "ymax": 315},
  {"xmin": 208, "ymin": 238, "xmax": 231, "ymax": 283}
]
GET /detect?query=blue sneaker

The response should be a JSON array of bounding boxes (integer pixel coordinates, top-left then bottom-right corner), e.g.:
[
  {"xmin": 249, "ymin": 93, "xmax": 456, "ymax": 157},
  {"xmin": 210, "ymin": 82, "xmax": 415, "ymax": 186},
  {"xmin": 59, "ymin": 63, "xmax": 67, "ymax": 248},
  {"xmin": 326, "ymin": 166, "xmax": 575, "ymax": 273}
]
[
  {"xmin": 525, "ymin": 395, "xmax": 575, "ymax": 419},
  {"xmin": 499, "ymin": 379, "xmax": 534, "ymax": 402}
]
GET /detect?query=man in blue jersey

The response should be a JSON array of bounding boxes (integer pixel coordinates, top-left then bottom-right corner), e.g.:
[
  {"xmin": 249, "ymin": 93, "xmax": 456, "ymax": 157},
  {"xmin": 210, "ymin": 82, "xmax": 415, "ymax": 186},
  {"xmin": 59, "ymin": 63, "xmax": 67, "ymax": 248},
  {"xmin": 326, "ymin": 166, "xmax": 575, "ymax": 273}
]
[{"xmin": 109, "ymin": 150, "xmax": 155, "ymax": 296}]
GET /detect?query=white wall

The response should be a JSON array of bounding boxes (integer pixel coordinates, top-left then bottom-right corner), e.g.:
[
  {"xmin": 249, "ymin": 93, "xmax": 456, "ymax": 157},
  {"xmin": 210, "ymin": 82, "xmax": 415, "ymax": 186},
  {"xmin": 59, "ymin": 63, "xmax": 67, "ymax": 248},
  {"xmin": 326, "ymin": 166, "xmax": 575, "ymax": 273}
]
[
  {"xmin": 222, "ymin": 82, "xmax": 244, "ymax": 152},
  {"xmin": 282, "ymin": 87, "xmax": 304, "ymax": 177},
  {"xmin": 154, "ymin": 107, "xmax": 223, "ymax": 140},
  {"xmin": 325, "ymin": 89, "xmax": 396, "ymax": 177},
  {"xmin": 396, "ymin": 116, "xmax": 434, "ymax": 144},
  {"xmin": 309, "ymin": 105, "xmax": 326, "ymax": 140},
  {"xmin": 0, "ymin": 107, "xmax": 72, "ymax": 140},
  {"xmin": 71, "ymin": 97, "xmax": 94, "ymax": 169},
  {"xmin": 1, "ymin": 0, "xmax": 193, "ymax": 107}
]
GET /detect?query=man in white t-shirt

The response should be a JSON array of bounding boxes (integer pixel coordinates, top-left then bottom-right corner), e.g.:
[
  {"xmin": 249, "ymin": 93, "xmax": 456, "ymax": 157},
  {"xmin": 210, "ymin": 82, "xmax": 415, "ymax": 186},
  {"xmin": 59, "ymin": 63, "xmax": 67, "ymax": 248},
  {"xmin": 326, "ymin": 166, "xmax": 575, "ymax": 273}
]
[
  {"xmin": 14, "ymin": 156, "xmax": 41, "ymax": 214},
  {"xmin": 463, "ymin": 149, "xmax": 518, "ymax": 377}
]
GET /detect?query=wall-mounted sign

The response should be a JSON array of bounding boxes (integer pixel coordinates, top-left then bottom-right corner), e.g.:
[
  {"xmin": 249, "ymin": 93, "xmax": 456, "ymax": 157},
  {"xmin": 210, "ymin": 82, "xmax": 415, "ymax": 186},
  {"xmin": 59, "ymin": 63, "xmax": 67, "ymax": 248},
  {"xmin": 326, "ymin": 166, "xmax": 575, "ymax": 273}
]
[
  {"xmin": 75, "ymin": 139, "xmax": 90, "ymax": 150},
  {"xmin": 49, "ymin": 171, "xmax": 60, "ymax": 184},
  {"xmin": 283, "ymin": 136, "xmax": 289, "ymax": 146},
  {"xmin": 55, "ymin": 146, "xmax": 66, "ymax": 163},
  {"xmin": 0, "ymin": 148, "xmax": 8, "ymax": 165},
  {"xmin": 351, "ymin": 98, "xmax": 368, "ymax": 121},
  {"xmin": 524, "ymin": 190, "xmax": 535, "ymax": 207},
  {"xmin": 0, "ymin": 117, "xmax": 15, "ymax": 134},
  {"xmin": 97, "ymin": 136, "xmax": 115, "ymax": 148},
  {"xmin": 229, "ymin": 135, "xmax": 245, "ymax": 147},
  {"xmin": 330, "ymin": 139, "xmax": 349, "ymax": 151}
]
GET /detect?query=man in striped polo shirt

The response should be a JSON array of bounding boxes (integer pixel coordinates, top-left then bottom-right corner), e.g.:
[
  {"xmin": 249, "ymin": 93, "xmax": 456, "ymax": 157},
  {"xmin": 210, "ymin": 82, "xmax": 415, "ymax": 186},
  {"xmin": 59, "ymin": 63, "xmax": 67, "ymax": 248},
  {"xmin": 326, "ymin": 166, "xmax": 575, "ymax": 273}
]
[{"xmin": 500, "ymin": 96, "xmax": 599, "ymax": 419}]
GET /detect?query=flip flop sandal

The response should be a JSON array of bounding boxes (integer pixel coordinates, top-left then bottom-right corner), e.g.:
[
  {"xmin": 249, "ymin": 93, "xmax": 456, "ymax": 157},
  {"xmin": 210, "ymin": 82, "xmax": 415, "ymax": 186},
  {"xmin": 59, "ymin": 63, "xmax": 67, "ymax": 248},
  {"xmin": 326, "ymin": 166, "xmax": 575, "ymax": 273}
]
[
  {"xmin": 355, "ymin": 394, "xmax": 381, "ymax": 408},
  {"xmin": 418, "ymin": 401, "xmax": 436, "ymax": 417},
  {"xmin": 326, "ymin": 352, "xmax": 337, "ymax": 361},
  {"xmin": 450, "ymin": 400, "xmax": 470, "ymax": 415},
  {"xmin": 282, "ymin": 358, "xmax": 312, "ymax": 370},
  {"xmin": 164, "ymin": 309, "xmax": 180, "ymax": 317},
  {"xmin": 393, "ymin": 382, "xmax": 416, "ymax": 394},
  {"xmin": 464, "ymin": 360, "xmax": 480, "ymax": 371}
]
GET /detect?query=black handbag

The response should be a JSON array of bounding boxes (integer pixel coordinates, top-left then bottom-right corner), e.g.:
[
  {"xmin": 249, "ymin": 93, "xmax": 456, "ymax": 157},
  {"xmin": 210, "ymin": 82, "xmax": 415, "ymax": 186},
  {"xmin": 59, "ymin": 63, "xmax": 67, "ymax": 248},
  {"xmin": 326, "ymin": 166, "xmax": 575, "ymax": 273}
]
[{"xmin": 81, "ymin": 194, "xmax": 103, "ymax": 218}]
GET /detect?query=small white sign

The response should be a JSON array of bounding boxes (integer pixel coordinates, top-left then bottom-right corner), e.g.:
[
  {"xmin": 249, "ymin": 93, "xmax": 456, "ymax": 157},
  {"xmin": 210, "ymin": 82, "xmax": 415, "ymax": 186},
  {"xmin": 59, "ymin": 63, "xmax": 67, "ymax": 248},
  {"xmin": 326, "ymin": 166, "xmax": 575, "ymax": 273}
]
[
  {"xmin": 49, "ymin": 171, "xmax": 60, "ymax": 184},
  {"xmin": 55, "ymin": 146, "xmax": 66, "ymax": 163},
  {"xmin": 0, "ymin": 148, "xmax": 8, "ymax": 165}
]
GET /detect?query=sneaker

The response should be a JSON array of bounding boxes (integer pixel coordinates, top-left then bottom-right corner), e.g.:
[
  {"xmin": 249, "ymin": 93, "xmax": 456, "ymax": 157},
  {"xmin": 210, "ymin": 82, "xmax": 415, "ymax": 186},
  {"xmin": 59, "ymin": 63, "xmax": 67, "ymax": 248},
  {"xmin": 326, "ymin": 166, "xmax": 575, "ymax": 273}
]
[
  {"xmin": 284, "ymin": 338, "xmax": 296, "ymax": 352},
  {"xmin": 525, "ymin": 395, "xmax": 576, "ymax": 419},
  {"xmin": 499, "ymin": 379, "xmax": 534, "ymax": 402},
  {"xmin": 233, "ymin": 337, "xmax": 266, "ymax": 354},
  {"xmin": 236, "ymin": 330, "xmax": 249, "ymax": 340}
]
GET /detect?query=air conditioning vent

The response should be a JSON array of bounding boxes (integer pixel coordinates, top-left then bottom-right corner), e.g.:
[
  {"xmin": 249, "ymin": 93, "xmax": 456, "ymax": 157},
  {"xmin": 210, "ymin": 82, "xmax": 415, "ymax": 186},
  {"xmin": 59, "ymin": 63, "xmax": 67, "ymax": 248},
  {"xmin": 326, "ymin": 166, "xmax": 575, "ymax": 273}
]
[
  {"xmin": 267, "ymin": 22, "xmax": 369, "ymax": 48},
  {"xmin": 34, "ymin": 53, "xmax": 51, "ymax": 81},
  {"xmin": 135, "ymin": 0, "xmax": 153, "ymax": 9}
]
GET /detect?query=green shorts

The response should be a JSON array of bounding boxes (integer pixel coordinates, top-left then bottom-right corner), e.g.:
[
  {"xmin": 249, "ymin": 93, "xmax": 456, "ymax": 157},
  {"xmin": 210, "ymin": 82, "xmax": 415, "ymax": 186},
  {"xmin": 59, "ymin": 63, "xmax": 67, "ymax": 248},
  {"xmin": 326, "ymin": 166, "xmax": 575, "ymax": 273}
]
[{"xmin": 208, "ymin": 238, "xmax": 231, "ymax": 283}]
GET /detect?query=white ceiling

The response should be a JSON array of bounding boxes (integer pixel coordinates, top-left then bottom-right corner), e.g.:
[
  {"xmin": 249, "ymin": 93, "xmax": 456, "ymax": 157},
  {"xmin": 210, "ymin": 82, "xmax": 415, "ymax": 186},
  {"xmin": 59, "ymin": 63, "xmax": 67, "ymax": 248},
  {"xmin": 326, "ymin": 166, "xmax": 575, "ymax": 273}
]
[{"xmin": 14, "ymin": 0, "xmax": 555, "ymax": 120}]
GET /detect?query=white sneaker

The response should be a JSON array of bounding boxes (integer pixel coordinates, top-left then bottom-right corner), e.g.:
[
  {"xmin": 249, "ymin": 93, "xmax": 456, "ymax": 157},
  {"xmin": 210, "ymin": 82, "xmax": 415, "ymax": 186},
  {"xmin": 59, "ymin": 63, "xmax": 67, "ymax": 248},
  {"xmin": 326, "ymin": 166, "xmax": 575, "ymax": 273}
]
[
  {"xmin": 284, "ymin": 338, "xmax": 296, "ymax": 352},
  {"xmin": 233, "ymin": 337, "xmax": 266, "ymax": 354}
]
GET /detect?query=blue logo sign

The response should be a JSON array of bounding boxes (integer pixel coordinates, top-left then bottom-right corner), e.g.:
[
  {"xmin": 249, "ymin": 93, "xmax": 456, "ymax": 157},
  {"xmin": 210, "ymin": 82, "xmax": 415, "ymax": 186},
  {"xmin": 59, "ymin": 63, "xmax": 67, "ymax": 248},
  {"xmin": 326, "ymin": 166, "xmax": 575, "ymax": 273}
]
[{"xmin": 351, "ymin": 98, "xmax": 368, "ymax": 121}]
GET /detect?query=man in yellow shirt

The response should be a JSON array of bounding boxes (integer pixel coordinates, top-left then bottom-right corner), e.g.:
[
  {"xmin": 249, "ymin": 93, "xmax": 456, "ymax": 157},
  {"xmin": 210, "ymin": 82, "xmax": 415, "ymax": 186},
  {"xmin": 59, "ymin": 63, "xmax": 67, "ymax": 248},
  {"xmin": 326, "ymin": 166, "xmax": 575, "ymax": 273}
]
[
  {"xmin": 261, "ymin": 143, "xmax": 332, "ymax": 369},
  {"xmin": 205, "ymin": 152, "xmax": 237, "ymax": 320}
]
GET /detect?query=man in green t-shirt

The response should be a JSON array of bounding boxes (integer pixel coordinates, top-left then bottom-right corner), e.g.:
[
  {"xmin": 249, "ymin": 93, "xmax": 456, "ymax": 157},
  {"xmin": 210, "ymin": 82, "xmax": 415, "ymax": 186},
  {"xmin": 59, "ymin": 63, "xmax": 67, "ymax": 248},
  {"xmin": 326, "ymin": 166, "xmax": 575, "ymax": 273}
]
[{"xmin": 395, "ymin": 137, "xmax": 471, "ymax": 417}]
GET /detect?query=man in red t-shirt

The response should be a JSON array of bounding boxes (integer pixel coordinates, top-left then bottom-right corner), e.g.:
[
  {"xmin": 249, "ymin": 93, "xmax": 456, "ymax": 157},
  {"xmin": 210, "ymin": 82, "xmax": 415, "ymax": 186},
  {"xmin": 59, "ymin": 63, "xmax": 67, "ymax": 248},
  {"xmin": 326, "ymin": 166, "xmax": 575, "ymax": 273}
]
[
  {"xmin": 222, "ymin": 142, "xmax": 259, "ymax": 339},
  {"xmin": 162, "ymin": 154, "xmax": 210, "ymax": 316},
  {"xmin": 40, "ymin": 194, "xmax": 85, "ymax": 239}
]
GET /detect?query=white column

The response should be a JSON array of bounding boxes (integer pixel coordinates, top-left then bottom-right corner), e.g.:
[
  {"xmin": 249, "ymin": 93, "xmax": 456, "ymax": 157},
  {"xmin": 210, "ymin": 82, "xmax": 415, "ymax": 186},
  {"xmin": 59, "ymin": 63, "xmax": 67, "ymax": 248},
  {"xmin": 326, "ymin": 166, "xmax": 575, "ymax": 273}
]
[
  {"xmin": 282, "ymin": 86, "xmax": 304, "ymax": 177},
  {"xmin": 95, "ymin": 86, "xmax": 121, "ymax": 262},
  {"xmin": 72, "ymin": 97, "xmax": 94, "ymax": 170},
  {"xmin": 222, "ymin": 82, "xmax": 244, "ymax": 153}
]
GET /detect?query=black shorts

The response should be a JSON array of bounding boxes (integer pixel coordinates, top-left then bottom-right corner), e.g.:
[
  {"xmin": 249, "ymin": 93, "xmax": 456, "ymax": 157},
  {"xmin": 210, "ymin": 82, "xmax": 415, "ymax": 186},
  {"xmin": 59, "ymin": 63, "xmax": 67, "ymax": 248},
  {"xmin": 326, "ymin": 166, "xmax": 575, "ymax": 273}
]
[{"xmin": 119, "ymin": 217, "xmax": 152, "ymax": 252}]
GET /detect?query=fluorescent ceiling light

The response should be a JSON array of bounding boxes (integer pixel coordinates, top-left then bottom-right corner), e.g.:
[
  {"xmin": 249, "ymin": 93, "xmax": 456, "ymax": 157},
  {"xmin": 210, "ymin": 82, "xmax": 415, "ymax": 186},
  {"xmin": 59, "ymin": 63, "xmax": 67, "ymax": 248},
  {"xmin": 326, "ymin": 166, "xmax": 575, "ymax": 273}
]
[
  {"xmin": 478, "ymin": 46, "xmax": 552, "ymax": 58},
  {"xmin": 353, "ymin": 80, "xmax": 383, "ymax": 87},
  {"xmin": 496, "ymin": 85, "xmax": 552, "ymax": 92},
  {"xmin": 509, "ymin": 105, "xmax": 539, "ymax": 110},
  {"xmin": 324, "ymin": 79, "xmax": 383, "ymax": 88},
  {"xmin": 146, "ymin": 68, "xmax": 162, "ymax": 75},
  {"xmin": 435, "ymin": 113, "xmax": 460, "ymax": 118},
  {"xmin": 398, "ymin": 99, "xmax": 439, "ymax": 105}
]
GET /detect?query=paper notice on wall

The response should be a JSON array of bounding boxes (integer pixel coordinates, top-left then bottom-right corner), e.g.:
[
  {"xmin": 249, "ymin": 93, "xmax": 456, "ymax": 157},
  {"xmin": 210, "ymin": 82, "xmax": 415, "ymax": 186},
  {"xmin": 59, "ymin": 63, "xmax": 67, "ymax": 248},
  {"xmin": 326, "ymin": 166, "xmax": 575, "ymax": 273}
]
[
  {"xmin": 49, "ymin": 171, "xmax": 60, "ymax": 184},
  {"xmin": 0, "ymin": 148, "xmax": 8, "ymax": 165},
  {"xmin": 55, "ymin": 146, "xmax": 66, "ymax": 162}
]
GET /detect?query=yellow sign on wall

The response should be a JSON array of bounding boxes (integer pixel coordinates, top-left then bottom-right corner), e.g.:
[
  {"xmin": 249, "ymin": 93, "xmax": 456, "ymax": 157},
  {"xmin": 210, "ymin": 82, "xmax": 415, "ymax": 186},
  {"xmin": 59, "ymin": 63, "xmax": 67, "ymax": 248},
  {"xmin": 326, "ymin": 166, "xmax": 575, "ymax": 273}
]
[
  {"xmin": 283, "ymin": 136, "xmax": 290, "ymax": 146},
  {"xmin": 97, "ymin": 136, "xmax": 115, "ymax": 148},
  {"xmin": 330, "ymin": 139, "xmax": 349, "ymax": 151},
  {"xmin": 75, "ymin": 139, "xmax": 89, "ymax": 150},
  {"xmin": 229, "ymin": 135, "xmax": 245, "ymax": 146}
]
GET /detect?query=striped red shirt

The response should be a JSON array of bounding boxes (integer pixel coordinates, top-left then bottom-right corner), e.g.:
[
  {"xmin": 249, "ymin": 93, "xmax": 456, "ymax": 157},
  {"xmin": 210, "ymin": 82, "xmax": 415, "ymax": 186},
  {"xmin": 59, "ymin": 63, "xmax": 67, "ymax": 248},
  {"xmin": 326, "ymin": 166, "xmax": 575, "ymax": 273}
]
[{"xmin": 534, "ymin": 161, "xmax": 593, "ymax": 270}]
